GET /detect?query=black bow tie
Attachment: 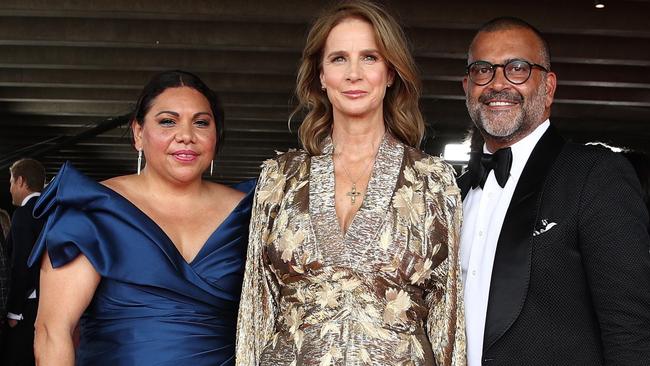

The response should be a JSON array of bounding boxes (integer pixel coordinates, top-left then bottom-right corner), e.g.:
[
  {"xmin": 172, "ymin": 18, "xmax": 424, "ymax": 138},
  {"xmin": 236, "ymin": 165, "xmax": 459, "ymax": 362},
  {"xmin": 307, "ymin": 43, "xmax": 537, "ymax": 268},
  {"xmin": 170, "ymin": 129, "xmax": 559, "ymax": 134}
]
[{"xmin": 468, "ymin": 147, "xmax": 513, "ymax": 189}]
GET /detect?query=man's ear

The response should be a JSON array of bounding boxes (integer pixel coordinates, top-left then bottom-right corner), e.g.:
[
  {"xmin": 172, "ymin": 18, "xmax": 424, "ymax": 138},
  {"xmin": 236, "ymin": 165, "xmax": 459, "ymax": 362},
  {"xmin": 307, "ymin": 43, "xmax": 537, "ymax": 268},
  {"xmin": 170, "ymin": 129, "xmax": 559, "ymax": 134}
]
[
  {"xmin": 16, "ymin": 176, "xmax": 26, "ymax": 189},
  {"xmin": 544, "ymin": 71, "xmax": 557, "ymax": 108},
  {"xmin": 462, "ymin": 75, "xmax": 469, "ymax": 95}
]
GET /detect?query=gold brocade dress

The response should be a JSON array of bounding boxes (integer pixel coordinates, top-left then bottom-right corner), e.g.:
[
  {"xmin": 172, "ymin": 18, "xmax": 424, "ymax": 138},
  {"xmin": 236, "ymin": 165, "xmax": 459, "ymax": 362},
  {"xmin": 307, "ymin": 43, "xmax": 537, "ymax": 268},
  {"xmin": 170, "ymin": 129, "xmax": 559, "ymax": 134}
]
[{"xmin": 236, "ymin": 134, "xmax": 466, "ymax": 366}]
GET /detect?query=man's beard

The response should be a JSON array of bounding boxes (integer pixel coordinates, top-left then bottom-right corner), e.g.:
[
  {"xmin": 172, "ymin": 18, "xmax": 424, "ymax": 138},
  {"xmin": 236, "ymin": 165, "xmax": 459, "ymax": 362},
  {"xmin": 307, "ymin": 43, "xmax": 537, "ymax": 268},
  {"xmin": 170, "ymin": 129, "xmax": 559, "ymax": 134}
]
[{"xmin": 466, "ymin": 80, "xmax": 547, "ymax": 143}]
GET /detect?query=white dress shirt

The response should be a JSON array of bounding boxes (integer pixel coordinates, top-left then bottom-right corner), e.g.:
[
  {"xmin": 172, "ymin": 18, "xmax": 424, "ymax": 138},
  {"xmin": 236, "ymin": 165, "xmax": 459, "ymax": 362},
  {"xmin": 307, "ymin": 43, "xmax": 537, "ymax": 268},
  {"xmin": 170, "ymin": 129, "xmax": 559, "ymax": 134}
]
[
  {"xmin": 460, "ymin": 120, "xmax": 550, "ymax": 366},
  {"xmin": 7, "ymin": 191, "xmax": 41, "ymax": 321}
]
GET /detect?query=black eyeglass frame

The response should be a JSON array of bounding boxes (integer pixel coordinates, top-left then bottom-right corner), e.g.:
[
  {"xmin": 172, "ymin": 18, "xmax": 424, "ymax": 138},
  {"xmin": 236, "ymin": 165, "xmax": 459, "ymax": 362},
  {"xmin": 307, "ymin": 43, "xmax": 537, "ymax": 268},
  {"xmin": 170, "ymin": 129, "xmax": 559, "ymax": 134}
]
[{"xmin": 466, "ymin": 59, "xmax": 549, "ymax": 86}]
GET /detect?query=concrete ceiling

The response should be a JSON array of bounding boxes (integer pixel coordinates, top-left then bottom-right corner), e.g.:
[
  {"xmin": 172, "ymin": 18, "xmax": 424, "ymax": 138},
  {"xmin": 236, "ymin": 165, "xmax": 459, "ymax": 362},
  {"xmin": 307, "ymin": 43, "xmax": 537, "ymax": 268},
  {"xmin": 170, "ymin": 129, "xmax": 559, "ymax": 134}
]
[{"xmin": 1, "ymin": 0, "xmax": 649, "ymax": 208}]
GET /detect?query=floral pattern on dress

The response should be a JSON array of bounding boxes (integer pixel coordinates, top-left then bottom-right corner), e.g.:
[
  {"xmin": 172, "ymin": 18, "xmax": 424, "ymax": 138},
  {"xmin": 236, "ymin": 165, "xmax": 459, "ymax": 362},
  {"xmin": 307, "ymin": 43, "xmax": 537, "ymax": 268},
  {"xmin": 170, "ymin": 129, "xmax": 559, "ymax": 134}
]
[{"xmin": 236, "ymin": 134, "xmax": 466, "ymax": 366}]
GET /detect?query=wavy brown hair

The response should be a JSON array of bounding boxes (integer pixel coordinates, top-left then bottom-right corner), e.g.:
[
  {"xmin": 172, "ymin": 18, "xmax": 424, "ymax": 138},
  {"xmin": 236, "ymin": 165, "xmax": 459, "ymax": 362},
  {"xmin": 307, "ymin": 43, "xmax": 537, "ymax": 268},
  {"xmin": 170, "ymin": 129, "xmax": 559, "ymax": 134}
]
[{"xmin": 293, "ymin": 0, "xmax": 425, "ymax": 155}]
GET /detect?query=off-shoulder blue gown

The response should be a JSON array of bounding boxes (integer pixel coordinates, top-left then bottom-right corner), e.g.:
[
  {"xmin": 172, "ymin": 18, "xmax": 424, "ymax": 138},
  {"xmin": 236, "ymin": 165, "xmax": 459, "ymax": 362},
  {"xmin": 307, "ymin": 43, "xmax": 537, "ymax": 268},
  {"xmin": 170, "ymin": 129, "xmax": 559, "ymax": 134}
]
[{"xmin": 28, "ymin": 162, "xmax": 255, "ymax": 366}]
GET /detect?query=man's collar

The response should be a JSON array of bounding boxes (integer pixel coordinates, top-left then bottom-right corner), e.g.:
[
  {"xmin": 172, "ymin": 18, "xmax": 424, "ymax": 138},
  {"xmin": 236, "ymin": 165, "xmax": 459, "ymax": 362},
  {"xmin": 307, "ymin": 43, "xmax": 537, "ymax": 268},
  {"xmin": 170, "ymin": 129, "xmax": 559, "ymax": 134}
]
[
  {"xmin": 482, "ymin": 119, "xmax": 550, "ymax": 182},
  {"xmin": 21, "ymin": 192, "xmax": 41, "ymax": 207}
]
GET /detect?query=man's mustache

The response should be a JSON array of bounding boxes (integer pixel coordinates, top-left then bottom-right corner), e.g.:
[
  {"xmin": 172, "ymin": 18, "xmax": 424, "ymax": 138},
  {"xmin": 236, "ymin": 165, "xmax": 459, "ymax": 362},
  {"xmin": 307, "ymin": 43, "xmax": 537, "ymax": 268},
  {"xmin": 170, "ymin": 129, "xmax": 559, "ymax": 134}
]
[{"xmin": 478, "ymin": 91, "xmax": 523, "ymax": 104}]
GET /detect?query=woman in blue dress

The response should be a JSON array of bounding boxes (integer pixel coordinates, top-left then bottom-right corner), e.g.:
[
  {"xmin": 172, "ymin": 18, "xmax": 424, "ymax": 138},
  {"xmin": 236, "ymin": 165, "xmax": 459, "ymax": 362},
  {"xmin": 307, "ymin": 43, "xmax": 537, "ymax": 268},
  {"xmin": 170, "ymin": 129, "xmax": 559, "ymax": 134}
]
[{"xmin": 29, "ymin": 70, "xmax": 254, "ymax": 365}]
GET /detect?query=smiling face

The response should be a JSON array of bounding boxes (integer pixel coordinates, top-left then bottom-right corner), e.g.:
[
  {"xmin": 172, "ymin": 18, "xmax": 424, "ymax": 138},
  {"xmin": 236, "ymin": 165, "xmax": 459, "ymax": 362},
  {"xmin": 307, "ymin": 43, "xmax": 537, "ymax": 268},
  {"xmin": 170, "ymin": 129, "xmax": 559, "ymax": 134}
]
[
  {"xmin": 319, "ymin": 17, "xmax": 394, "ymax": 122},
  {"xmin": 132, "ymin": 86, "xmax": 217, "ymax": 183},
  {"xmin": 463, "ymin": 27, "xmax": 556, "ymax": 150}
]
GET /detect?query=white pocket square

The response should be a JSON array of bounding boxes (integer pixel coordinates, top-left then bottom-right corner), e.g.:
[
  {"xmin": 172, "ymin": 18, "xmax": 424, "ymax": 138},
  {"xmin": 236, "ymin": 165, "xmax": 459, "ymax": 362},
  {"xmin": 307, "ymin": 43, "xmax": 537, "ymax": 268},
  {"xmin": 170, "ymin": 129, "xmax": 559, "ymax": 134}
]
[{"xmin": 533, "ymin": 219, "xmax": 557, "ymax": 237}]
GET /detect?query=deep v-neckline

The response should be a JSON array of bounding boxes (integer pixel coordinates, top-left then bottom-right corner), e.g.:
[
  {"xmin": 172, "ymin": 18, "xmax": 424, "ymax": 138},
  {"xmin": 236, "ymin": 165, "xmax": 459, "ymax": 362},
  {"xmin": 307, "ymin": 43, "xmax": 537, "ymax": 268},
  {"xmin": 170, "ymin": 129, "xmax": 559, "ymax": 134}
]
[
  {"xmin": 98, "ymin": 183, "xmax": 250, "ymax": 266},
  {"xmin": 332, "ymin": 152, "xmax": 377, "ymax": 239},
  {"xmin": 309, "ymin": 134, "xmax": 404, "ymax": 266}
]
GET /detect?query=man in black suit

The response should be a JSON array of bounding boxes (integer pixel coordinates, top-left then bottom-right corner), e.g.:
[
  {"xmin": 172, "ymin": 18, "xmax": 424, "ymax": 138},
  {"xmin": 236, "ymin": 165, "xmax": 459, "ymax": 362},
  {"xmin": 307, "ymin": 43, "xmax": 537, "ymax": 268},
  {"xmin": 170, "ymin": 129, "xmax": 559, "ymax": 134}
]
[
  {"xmin": 457, "ymin": 17, "xmax": 650, "ymax": 365},
  {"xmin": 2, "ymin": 158, "xmax": 46, "ymax": 366}
]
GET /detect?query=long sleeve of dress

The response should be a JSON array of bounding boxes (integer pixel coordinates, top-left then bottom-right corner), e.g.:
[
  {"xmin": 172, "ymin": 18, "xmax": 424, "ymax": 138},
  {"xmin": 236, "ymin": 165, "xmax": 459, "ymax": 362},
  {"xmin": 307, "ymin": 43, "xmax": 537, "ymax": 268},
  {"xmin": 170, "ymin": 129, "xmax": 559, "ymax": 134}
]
[
  {"xmin": 236, "ymin": 160, "xmax": 283, "ymax": 366},
  {"xmin": 424, "ymin": 162, "xmax": 466, "ymax": 366}
]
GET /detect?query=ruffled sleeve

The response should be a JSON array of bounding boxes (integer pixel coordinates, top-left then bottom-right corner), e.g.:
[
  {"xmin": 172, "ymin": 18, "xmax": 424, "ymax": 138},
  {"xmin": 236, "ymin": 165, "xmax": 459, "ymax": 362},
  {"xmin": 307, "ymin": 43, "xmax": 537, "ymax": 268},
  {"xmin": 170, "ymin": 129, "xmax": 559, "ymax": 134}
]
[
  {"xmin": 28, "ymin": 161, "xmax": 106, "ymax": 269},
  {"xmin": 28, "ymin": 162, "xmax": 188, "ymax": 284}
]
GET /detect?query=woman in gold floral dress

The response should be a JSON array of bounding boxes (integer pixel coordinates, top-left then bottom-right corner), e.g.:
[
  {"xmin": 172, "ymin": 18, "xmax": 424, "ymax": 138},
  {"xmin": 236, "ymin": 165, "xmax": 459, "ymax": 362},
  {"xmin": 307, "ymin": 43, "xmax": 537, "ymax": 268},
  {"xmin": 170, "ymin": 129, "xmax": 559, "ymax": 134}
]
[{"xmin": 236, "ymin": 1, "xmax": 466, "ymax": 365}]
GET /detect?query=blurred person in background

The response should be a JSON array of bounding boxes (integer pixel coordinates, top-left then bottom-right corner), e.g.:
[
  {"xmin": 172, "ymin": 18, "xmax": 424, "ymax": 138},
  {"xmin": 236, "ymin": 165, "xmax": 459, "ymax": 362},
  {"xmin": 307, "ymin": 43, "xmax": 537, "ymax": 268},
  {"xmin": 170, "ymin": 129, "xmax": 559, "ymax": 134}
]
[
  {"xmin": 2, "ymin": 158, "xmax": 46, "ymax": 366},
  {"xmin": 0, "ymin": 208, "xmax": 10, "ymax": 243},
  {"xmin": 0, "ymin": 208, "xmax": 10, "ymax": 350}
]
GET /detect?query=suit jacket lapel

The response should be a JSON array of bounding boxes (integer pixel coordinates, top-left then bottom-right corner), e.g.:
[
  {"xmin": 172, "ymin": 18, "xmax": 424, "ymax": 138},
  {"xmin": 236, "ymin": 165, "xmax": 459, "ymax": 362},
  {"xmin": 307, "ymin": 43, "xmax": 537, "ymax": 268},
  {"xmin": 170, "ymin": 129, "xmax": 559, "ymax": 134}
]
[
  {"xmin": 457, "ymin": 170, "xmax": 472, "ymax": 200},
  {"xmin": 483, "ymin": 125, "xmax": 565, "ymax": 351}
]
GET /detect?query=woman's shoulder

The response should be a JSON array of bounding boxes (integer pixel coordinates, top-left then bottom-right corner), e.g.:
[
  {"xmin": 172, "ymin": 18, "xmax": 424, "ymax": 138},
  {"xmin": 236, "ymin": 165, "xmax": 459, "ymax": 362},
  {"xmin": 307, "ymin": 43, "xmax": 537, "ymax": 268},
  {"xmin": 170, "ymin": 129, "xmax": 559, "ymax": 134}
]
[
  {"xmin": 402, "ymin": 146, "xmax": 458, "ymax": 187},
  {"xmin": 100, "ymin": 174, "xmax": 135, "ymax": 194},
  {"xmin": 33, "ymin": 162, "xmax": 113, "ymax": 218},
  {"xmin": 28, "ymin": 167, "xmax": 141, "ymax": 269},
  {"xmin": 196, "ymin": 181, "xmax": 254, "ymax": 220},
  {"xmin": 99, "ymin": 174, "xmax": 154, "ymax": 210},
  {"xmin": 260, "ymin": 149, "xmax": 310, "ymax": 177},
  {"xmin": 206, "ymin": 181, "xmax": 247, "ymax": 206},
  {"xmin": 403, "ymin": 146, "xmax": 453, "ymax": 170},
  {"xmin": 265, "ymin": 148, "xmax": 309, "ymax": 165}
]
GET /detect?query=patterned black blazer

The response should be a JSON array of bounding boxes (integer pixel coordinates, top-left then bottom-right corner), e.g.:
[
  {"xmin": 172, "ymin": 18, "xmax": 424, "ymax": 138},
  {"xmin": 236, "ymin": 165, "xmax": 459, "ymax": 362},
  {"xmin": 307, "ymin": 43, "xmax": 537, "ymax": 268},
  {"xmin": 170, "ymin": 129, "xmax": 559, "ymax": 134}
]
[{"xmin": 458, "ymin": 125, "xmax": 650, "ymax": 365}]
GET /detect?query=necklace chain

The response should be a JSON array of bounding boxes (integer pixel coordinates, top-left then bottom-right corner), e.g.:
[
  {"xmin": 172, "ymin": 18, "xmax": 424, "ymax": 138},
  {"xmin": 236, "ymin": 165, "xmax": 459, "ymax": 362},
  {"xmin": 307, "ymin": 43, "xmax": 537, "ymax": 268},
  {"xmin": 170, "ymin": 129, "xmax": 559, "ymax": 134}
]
[
  {"xmin": 339, "ymin": 156, "xmax": 374, "ymax": 185},
  {"xmin": 334, "ymin": 146, "xmax": 378, "ymax": 205}
]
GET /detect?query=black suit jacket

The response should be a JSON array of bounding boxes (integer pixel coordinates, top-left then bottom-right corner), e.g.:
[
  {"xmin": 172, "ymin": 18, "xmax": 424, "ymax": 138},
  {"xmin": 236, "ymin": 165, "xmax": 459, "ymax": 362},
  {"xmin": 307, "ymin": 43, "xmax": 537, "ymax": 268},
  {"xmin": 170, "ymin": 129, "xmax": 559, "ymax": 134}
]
[
  {"xmin": 6, "ymin": 196, "xmax": 45, "ymax": 317},
  {"xmin": 458, "ymin": 126, "xmax": 650, "ymax": 365}
]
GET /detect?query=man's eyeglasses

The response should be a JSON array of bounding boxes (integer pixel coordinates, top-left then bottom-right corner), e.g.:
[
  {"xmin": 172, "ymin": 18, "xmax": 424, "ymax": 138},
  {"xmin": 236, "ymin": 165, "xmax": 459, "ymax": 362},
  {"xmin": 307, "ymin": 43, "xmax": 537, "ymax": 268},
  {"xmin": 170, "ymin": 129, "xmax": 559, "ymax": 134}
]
[{"xmin": 466, "ymin": 59, "xmax": 549, "ymax": 86}]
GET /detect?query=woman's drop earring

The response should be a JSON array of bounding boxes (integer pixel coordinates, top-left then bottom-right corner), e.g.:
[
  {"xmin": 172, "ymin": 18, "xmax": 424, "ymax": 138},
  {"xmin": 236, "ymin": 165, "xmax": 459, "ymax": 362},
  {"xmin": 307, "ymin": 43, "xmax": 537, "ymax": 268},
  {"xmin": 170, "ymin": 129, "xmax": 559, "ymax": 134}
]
[
  {"xmin": 210, "ymin": 160, "xmax": 214, "ymax": 176},
  {"xmin": 137, "ymin": 149, "xmax": 143, "ymax": 175}
]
